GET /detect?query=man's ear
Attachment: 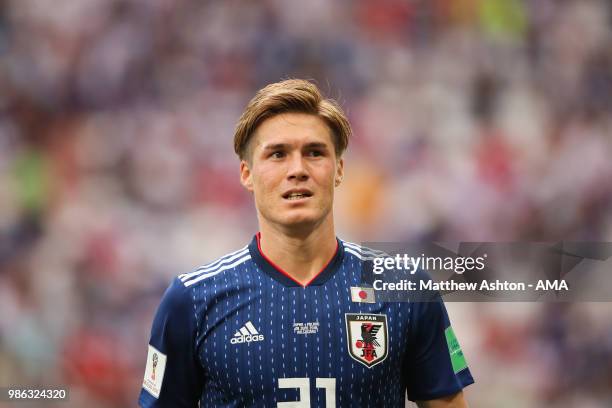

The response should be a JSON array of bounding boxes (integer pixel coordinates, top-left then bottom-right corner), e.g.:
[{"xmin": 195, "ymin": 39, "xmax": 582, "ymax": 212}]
[
  {"xmin": 240, "ymin": 160, "xmax": 254, "ymax": 192},
  {"xmin": 335, "ymin": 158, "xmax": 344, "ymax": 187}
]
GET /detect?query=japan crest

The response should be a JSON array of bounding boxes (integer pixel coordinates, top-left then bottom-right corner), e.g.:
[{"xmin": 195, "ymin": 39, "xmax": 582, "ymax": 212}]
[{"xmin": 345, "ymin": 313, "xmax": 388, "ymax": 368}]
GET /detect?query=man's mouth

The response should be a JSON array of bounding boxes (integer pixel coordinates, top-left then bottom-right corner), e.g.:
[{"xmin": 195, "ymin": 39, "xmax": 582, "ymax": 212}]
[{"xmin": 283, "ymin": 191, "xmax": 313, "ymax": 200}]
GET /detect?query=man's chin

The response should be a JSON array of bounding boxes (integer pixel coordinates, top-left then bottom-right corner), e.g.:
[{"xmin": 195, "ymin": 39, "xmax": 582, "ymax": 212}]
[
  {"xmin": 274, "ymin": 210, "xmax": 323, "ymax": 229},
  {"xmin": 281, "ymin": 215, "xmax": 318, "ymax": 228},
  {"xmin": 259, "ymin": 207, "xmax": 332, "ymax": 231}
]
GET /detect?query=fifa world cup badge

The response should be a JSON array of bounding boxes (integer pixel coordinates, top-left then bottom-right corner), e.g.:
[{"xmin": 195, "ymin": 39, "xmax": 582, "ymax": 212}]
[
  {"xmin": 143, "ymin": 345, "xmax": 167, "ymax": 398},
  {"xmin": 151, "ymin": 353, "xmax": 158, "ymax": 380}
]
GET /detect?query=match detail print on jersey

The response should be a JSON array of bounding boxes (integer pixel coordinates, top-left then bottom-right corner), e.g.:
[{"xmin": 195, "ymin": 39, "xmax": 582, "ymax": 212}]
[
  {"xmin": 143, "ymin": 345, "xmax": 167, "ymax": 399},
  {"xmin": 345, "ymin": 313, "xmax": 388, "ymax": 368}
]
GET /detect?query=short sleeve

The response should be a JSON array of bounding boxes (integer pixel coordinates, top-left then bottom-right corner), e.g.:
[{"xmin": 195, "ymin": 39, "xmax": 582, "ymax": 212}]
[
  {"xmin": 138, "ymin": 277, "xmax": 204, "ymax": 407},
  {"xmin": 403, "ymin": 294, "xmax": 474, "ymax": 402}
]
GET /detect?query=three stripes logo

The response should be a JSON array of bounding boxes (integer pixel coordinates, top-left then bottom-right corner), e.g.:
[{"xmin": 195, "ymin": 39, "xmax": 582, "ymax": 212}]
[
  {"xmin": 230, "ymin": 321, "xmax": 264, "ymax": 344},
  {"xmin": 179, "ymin": 245, "xmax": 251, "ymax": 288}
]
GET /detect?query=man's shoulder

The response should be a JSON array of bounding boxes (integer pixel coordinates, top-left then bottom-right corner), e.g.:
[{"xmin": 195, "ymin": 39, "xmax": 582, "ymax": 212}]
[
  {"xmin": 341, "ymin": 239, "xmax": 389, "ymax": 261},
  {"xmin": 177, "ymin": 244, "xmax": 253, "ymax": 288}
]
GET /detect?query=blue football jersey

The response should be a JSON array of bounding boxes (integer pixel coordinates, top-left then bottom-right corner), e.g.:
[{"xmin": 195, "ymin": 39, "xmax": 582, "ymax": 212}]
[{"xmin": 139, "ymin": 234, "xmax": 474, "ymax": 407}]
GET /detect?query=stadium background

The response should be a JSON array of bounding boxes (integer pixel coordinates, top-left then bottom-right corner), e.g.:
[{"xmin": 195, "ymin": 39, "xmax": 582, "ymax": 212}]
[{"xmin": 1, "ymin": 0, "xmax": 612, "ymax": 406}]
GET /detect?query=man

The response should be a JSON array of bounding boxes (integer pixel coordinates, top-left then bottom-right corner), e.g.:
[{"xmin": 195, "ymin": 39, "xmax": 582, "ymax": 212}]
[{"xmin": 139, "ymin": 79, "xmax": 474, "ymax": 407}]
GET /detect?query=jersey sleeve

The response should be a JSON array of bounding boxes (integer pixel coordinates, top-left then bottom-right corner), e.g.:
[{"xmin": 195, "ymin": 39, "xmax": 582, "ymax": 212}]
[
  {"xmin": 139, "ymin": 277, "xmax": 204, "ymax": 407},
  {"xmin": 403, "ymin": 289, "xmax": 474, "ymax": 402}
]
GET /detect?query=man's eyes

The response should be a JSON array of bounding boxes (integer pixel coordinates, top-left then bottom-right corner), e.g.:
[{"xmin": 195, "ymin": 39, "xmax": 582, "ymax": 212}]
[{"xmin": 268, "ymin": 150, "xmax": 325, "ymax": 159}]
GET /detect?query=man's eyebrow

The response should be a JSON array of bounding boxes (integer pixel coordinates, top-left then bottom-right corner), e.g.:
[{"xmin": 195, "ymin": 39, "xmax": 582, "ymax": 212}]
[
  {"xmin": 303, "ymin": 142, "xmax": 329, "ymax": 149},
  {"xmin": 261, "ymin": 142, "xmax": 330, "ymax": 151},
  {"xmin": 262, "ymin": 143, "xmax": 289, "ymax": 151}
]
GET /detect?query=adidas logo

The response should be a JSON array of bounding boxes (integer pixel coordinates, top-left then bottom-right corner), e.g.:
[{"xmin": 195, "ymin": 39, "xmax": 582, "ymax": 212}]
[{"xmin": 230, "ymin": 321, "xmax": 264, "ymax": 344}]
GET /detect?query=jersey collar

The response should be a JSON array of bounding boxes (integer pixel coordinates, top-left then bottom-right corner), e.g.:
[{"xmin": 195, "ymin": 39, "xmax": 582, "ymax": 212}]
[{"xmin": 248, "ymin": 233, "xmax": 345, "ymax": 287}]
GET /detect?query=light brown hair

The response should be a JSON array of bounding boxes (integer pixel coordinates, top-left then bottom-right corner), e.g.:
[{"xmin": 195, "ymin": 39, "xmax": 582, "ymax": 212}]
[{"xmin": 233, "ymin": 79, "xmax": 351, "ymax": 161}]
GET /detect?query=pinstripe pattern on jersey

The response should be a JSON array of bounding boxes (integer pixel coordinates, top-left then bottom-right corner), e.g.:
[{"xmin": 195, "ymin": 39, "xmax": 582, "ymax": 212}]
[{"xmin": 140, "ymin": 234, "xmax": 473, "ymax": 407}]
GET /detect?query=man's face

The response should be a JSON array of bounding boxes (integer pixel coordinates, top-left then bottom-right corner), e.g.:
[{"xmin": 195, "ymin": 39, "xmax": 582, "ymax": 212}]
[{"xmin": 240, "ymin": 113, "xmax": 343, "ymax": 231}]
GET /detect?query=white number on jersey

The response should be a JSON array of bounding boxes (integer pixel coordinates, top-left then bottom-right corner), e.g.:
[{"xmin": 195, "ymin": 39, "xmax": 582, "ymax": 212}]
[{"xmin": 277, "ymin": 377, "xmax": 336, "ymax": 407}]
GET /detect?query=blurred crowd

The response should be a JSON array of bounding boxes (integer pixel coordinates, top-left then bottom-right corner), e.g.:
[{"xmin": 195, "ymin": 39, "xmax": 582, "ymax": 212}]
[{"xmin": 1, "ymin": 0, "xmax": 612, "ymax": 406}]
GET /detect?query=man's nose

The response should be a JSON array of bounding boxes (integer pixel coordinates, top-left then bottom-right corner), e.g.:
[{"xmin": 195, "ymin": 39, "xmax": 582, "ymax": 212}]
[{"xmin": 287, "ymin": 153, "xmax": 308, "ymax": 181}]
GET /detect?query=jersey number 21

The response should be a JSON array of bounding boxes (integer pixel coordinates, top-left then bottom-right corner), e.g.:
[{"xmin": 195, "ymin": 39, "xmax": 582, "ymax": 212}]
[{"xmin": 277, "ymin": 377, "xmax": 336, "ymax": 407}]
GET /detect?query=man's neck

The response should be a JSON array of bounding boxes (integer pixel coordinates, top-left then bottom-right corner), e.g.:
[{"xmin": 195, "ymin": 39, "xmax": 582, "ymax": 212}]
[{"xmin": 258, "ymin": 218, "xmax": 337, "ymax": 286}]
